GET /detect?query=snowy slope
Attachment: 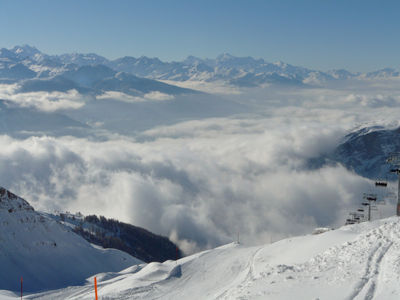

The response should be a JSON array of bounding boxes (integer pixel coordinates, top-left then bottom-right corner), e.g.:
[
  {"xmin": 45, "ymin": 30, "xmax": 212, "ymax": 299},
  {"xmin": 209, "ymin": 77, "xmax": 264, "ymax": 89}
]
[
  {"xmin": 0, "ymin": 187, "xmax": 141, "ymax": 293},
  {"xmin": 17, "ymin": 216, "xmax": 400, "ymax": 299}
]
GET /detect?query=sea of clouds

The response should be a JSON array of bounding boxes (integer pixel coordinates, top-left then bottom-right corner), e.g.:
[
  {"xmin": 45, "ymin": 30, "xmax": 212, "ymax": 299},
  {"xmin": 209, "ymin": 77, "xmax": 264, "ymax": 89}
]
[{"xmin": 1, "ymin": 79, "xmax": 400, "ymax": 254}]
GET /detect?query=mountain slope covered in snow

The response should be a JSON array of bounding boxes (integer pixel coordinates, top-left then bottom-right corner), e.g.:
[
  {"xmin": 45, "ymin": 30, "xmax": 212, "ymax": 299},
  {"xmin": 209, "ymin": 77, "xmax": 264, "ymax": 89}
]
[
  {"xmin": 16, "ymin": 216, "xmax": 400, "ymax": 299},
  {"xmin": 307, "ymin": 125, "xmax": 400, "ymax": 180},
  {"xmin": 0, "ymin": 187, "xmax": 141, "ymax": 293},
  {"xmin": 331, "ymin": 126, "xmax": 400, "ymax": 180}
]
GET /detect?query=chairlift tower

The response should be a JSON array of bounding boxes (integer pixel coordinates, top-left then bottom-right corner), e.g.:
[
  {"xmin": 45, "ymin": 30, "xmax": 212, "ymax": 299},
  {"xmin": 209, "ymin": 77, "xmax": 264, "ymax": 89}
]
[
  {"xmin": 362, "ymin": 193, "xmax": 377, "ymax": 221},
  {"xmin": 387, "ymin": 152, "xmax": 400, "ymax": 216}
]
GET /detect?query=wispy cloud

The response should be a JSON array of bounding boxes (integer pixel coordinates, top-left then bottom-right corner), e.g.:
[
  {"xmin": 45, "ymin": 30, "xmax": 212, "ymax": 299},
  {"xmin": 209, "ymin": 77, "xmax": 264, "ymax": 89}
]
[{"xmin": 96, "ymin": 91, "xmax": 175, "ymax": 103}]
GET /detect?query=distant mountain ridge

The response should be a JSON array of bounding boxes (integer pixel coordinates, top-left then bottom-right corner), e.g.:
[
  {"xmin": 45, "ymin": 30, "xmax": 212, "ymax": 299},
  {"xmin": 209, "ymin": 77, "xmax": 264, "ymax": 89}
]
[
  {"xmin": 0, "ymin": 45, "xmax": 198, "ymax": 96},
  {"xmin": 1, "ymin": 45, "xmax": 399, "ymax": 88}
]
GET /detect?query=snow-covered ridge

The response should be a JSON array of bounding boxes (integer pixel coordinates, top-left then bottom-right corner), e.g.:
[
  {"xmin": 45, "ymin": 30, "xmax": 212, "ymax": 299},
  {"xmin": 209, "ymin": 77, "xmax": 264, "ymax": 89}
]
[{"xmin": 0, "ymin": 187, "xmax": 34, "ymax": 212}]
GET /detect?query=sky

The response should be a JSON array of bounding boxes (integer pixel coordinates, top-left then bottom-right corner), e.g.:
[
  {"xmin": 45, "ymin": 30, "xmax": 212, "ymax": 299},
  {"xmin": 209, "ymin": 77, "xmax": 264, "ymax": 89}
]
[{"xmin": 0, "ymin": 0, "xmax": 399, "ymax": 72}]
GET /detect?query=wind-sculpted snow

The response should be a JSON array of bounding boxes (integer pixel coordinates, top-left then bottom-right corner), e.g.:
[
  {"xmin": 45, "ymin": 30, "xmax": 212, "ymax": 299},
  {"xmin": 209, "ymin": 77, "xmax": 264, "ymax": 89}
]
[{"xmin": 21, "ymin": 217, "xmax": 400, "ymax": 299}]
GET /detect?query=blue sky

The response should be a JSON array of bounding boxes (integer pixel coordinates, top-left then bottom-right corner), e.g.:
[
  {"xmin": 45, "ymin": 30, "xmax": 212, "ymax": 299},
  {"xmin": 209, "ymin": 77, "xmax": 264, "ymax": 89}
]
[{"xmin": 0, "ymin": 0, "xmax": 399, "ymax": 71}]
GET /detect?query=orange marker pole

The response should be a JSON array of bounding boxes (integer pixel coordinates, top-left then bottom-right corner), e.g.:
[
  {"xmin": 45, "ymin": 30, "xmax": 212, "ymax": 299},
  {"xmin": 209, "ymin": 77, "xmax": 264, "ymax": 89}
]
[
  {"xmin": 20, "ymin": 277, "xmax": 23, "ymax": 300},
  {"xmin": 94, "ymin": 276, "xmax": 98, "ymax": 300}
]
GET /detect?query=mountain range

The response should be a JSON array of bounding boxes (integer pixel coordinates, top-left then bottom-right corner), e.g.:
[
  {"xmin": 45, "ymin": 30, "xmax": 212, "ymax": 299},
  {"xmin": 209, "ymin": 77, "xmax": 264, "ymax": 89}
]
[{"xmin": 1, "ymin": 45, "xmax": 400, "ymax": 89}]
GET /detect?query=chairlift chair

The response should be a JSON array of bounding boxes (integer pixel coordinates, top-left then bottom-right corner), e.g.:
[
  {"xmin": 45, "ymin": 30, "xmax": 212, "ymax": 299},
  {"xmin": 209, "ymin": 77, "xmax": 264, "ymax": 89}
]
[{"xmin": 375, "ymin": 181, "xmax": 388, "ymax": 187}]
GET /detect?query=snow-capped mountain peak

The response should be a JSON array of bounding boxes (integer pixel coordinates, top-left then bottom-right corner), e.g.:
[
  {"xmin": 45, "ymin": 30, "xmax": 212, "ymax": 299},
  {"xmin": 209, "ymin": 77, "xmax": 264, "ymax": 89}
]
[
  {"xmin": 216, "ymin": 52, "xmax": 235, "ymax": 60},
  {"xmin": 11, "ymin": 45, "xmax": 41, "ymax": 58}
]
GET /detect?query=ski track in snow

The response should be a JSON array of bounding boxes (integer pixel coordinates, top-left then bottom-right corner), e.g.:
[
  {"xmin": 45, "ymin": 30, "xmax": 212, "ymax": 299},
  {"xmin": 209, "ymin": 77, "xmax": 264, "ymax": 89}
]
[
  {"xmin": 215, "ymin": 246, "xmax": 263, "ymax": 299},
  {"xmin": 347, "ymin": 221, "xmax": 395, "ymax": 300},
  {"xmin": 347, "ymin": 238, "xmax": 392, "ymax": 300}
]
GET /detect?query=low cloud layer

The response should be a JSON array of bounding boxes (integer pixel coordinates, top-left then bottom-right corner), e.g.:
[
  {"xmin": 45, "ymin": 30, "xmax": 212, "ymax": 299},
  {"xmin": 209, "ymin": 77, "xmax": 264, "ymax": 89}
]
[
  {"xmin": 96, "ymin": 91, "xmax": 174, "ymax": 103},
  {"xmin": 1, "ymin": 79, "xmax": 400, "ymax": 254},
  {"xmin": 0, "ymin": 84, "xmax": 84, "ymax": 112},
  {"xmin": 0, "ymin": 118, "xmax": 379, "ymax": 254}
]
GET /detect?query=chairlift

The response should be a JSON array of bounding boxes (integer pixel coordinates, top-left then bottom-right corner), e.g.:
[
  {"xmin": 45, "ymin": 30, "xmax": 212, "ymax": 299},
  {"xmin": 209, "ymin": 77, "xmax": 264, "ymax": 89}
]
[
  {"xmin": 366, "ymin": 196, "xmax": 377, "ymax": 201},
  {"xmin": 362, "ymin": 202, "xmax": 370, "ymax": 206},
  {"xmin": 357, "ymin": 209, "xmax": 364, "ymax": 212},
  {"xmin": 375, "ymin": 181, "xmax": 388, "ymax": 187}
]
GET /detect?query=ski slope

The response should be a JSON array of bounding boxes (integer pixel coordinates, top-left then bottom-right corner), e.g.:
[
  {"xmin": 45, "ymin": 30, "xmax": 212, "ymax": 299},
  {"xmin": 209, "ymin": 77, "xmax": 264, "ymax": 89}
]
[{"xmin": 8, "ymin": 216, "xmax": 400, "ymax": 299}]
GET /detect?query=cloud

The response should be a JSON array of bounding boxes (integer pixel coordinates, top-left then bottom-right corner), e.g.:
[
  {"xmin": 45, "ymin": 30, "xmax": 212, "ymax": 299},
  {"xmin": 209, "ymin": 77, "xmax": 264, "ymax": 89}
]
[
  {"xmin": 96, "ymin": 91, "xmax": 144, "ymax": 103},
  {"xmin": 160, "ymin": 79, "xmax": 242, "ymax": 95},
  {"xmin": 1, "ymin": 79, "xmax": 400, "ymax": 255},
  {"xmin": 0, "ymin": 84, "xmax": 84, "ymax": 112},
  {"xmin": 144, "ymin": 91, "xmax": 174, "ymax": 101},
  {"xmin": 0, "ymin": 118, "xmax": 378, "ymax": 255},
  {"xmin": 96, "ymin": 91, "xmax": 174, "ymax": 103}
]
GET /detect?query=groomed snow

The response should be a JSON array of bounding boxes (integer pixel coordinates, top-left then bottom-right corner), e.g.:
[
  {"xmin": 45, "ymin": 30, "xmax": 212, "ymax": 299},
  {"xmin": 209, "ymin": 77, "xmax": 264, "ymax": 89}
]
[{"xmin": 9, "ymin": 216, "xmax": 400, "ymax": 299}]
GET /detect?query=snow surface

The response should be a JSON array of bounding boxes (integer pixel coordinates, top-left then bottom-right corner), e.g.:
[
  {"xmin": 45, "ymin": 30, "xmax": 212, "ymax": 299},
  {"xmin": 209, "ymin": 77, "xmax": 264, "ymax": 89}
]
[{"xmin": 5, "ymin": 216, "xmax": 399, "ymax": 299}]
